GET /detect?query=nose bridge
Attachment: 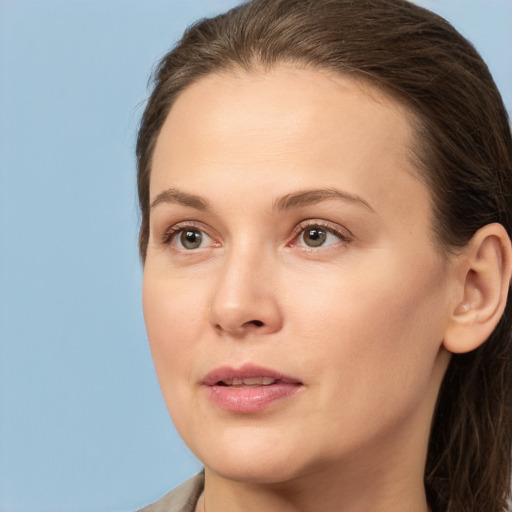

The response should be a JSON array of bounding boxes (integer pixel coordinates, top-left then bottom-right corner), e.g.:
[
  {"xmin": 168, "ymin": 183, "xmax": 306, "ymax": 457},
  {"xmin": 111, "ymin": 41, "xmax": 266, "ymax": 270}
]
[{"xmin": 209, "ymin": 238, "xmax": 282, "ymax": 336}]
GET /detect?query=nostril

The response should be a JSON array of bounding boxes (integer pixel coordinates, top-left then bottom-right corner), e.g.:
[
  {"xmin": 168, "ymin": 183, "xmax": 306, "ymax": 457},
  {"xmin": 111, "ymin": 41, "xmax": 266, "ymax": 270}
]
[{"xmin": 213, "ymin": 319, "xmax": 265, "ymax": 333}]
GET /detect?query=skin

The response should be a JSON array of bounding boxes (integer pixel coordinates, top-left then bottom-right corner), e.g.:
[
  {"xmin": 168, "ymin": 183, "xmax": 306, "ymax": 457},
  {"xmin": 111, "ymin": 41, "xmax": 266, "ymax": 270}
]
[{"xmin": 143, "ymin": 65, "xmax": 462, "ymax": 512}]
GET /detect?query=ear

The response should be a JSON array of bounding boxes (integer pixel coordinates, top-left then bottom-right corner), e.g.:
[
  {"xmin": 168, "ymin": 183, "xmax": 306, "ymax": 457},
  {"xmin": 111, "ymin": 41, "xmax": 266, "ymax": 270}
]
[{"xmin": 444, "ymin": 223, "xmax": 512, "ymax": 354}]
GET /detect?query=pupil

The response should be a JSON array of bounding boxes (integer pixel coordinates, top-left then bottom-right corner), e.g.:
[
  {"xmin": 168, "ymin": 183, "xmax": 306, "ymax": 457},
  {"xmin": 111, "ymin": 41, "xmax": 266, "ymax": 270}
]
[
  {"xmin": 181, "ymin": 230, "xmax": 202, "ymax": 249},
  {"xmin": 304, "ymin": 227, "xmax": 326, "ymax": 247}
]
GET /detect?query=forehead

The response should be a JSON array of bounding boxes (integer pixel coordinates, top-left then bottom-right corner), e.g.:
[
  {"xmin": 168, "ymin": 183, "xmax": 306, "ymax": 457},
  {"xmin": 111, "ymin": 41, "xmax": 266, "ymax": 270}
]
[
  {"xmin": 155, "ymin": 65, "xmax": 416, "ymax": 153},
  {"xmin": 151, "ymin": 65, "xmax": 430, "ymax": 222}
]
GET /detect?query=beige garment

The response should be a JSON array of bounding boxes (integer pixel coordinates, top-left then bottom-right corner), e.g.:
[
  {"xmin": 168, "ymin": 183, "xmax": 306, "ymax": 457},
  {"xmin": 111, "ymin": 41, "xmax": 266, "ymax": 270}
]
[{"xmin": 137, "ymin": 473, "xmax": 204, "ymax": 512}]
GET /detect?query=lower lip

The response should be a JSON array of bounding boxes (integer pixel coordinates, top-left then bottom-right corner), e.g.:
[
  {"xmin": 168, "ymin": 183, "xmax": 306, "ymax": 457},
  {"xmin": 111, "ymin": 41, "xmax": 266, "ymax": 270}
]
[{"xmin": 205, "ymin": 382, "xmax": 302, "ymax": 413}]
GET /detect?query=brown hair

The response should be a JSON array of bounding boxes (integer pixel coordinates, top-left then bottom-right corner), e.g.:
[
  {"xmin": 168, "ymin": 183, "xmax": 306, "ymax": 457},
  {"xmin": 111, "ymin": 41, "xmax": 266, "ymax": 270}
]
[{"xmin": 136, "ymin": 1, "xmax": 512, "ymax": 510}]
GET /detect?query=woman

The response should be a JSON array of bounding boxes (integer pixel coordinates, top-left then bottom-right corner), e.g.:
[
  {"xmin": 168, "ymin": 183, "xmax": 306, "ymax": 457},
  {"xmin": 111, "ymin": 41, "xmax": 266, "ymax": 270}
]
[{"xmin": 136, "ymin": 0, "xmax": 512, "ymax": 511}]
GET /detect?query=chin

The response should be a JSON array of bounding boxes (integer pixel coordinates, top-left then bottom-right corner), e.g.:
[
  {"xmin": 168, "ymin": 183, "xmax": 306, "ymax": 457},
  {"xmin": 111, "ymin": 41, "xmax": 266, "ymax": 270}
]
[
  {"xmin": 187, "ymin": 425, "xmax": 315, "ymax": 484},
  {"xmin": 205, "ymin": 456, "xmax": 307, "ymax": 485}
]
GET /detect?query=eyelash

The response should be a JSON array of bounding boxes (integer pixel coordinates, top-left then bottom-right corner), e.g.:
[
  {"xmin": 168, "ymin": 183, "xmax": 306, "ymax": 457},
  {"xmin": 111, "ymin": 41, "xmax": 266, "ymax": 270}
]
[
  {"xmin": 289, "ymin": 219, "xmax": 353, "ymax": 249},
  {"xmin": 161, "ymin": 221, "xmax": 215, "ymax": 246},
  {"xmin": 161, "ymin": 220, "xmax": 352, "ymax": 250}
]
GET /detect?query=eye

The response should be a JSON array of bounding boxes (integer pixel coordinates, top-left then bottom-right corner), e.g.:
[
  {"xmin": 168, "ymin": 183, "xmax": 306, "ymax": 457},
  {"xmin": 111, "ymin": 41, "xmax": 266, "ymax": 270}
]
[
  {"xmin": 163, "ymin": 225, "xmax": 217, "ymax": 251},
  {"xmin": 292, "ymin": 222, "xmax": 351, "ymax": 249}
]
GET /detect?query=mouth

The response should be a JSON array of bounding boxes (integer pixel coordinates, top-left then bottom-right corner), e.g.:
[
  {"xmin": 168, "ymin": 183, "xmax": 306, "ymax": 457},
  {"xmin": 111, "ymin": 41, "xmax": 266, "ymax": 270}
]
[
  {"xmin": 216, "ymin": 376, "xmax": 280, "ymax": 387},
  {"xmin": 202, "ymin": 364, "xmax": 303, "ymax": 413},
  {"xmin": 203, "ymin": 363, "xmax": 302, "ymax": 387}
]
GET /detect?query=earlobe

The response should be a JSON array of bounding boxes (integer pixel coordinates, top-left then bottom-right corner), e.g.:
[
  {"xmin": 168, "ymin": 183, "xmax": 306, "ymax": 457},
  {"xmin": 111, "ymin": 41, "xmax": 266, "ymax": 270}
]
[{"xmin": 443, "ymin": 223, "xmax": 512, "ymax": 354}]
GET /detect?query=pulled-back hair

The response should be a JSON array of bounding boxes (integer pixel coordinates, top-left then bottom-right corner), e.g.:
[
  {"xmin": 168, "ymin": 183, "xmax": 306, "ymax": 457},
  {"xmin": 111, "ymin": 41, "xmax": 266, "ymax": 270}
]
[{"xmin": 136, "ymin": 1, "xmax": 512, "ymax": 510}]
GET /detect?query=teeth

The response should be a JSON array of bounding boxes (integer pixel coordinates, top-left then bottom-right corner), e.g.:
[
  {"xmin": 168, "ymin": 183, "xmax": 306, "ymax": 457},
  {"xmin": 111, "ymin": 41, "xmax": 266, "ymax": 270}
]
[
  {"xmin": 244, "ymin": 377, "xmax": 276, "ymax": 386},
  {"xmin": 220, "ymin": 377, "xmax": 277, "ymax": 386}
]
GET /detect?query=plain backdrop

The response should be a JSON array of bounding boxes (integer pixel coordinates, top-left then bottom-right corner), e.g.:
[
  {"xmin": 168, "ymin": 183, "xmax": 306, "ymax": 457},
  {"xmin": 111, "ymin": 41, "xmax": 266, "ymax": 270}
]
[{"xmin": 0, "ymin": 1, "xmax": 510, "ymax": 511}]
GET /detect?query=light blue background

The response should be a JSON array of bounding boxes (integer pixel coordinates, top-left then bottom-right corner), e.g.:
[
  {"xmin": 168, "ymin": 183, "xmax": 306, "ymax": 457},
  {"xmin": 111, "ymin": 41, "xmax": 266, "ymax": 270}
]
[{"xmin": 0, "ymin": 1, "xmax": 510, "ymax": 511}]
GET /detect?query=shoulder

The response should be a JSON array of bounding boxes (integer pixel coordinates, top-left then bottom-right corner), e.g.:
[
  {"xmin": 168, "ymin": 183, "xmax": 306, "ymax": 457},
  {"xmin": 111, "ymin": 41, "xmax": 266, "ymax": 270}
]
[{"xmin": 137, "ymin": 472, "xmax": 204, "ymax": 512}]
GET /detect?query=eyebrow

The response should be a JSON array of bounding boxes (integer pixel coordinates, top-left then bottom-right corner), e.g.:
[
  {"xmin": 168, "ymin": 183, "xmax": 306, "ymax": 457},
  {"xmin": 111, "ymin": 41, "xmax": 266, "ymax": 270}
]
[
  {"xmin": 150, "ymin": 186, "xmax": 375, "ymax": 214},
  {"xmin": 150, "ymin": 188, "xmax": 209, "ymax": 210},
  {"xmin": 274, "ymin": 188, "xmax": 375, "ymax": 213}
]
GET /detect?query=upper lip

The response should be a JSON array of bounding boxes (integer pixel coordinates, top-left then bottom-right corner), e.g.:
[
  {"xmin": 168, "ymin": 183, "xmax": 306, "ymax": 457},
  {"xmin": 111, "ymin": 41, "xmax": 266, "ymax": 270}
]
[{"xmin": 203, "ymin": 363, "xmax": 302, "ymax": 386}]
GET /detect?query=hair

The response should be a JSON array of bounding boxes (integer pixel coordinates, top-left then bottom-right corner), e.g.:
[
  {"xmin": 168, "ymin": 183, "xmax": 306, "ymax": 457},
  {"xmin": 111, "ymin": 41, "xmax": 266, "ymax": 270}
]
[{"xmin": 136, "ymin": 0, "xmax": 512, "ymax": 510}]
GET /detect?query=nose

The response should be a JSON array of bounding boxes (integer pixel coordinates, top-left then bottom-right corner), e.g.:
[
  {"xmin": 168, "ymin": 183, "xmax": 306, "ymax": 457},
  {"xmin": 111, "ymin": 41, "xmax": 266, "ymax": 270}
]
[{"xmin": 208, "ymin": 246, "xmax": 283, "ymax": 337}]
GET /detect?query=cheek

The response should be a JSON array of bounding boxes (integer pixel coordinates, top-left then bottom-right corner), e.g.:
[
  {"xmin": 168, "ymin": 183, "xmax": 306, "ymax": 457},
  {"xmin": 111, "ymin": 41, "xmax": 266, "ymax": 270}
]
[
  {"xmin": 288, "ymin": 253, "xmax": 446, "ymax": 341},
  {"xmin": 142, "ymin": 268, "xmax": 215, "ymax": 440},
  {"xmin": 142, "ymin": 269, "xmax": 209, "ymax": 382},
  {"xmin": 285, "ymin": 254, "xmax": 448, "ymax": 408}
]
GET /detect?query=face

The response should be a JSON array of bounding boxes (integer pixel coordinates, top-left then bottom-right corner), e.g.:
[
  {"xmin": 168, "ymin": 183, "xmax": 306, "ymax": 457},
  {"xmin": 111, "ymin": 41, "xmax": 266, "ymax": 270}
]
[{"xmin": 143, "ymin": 66, "xmax": 455, "ymax": 484}]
